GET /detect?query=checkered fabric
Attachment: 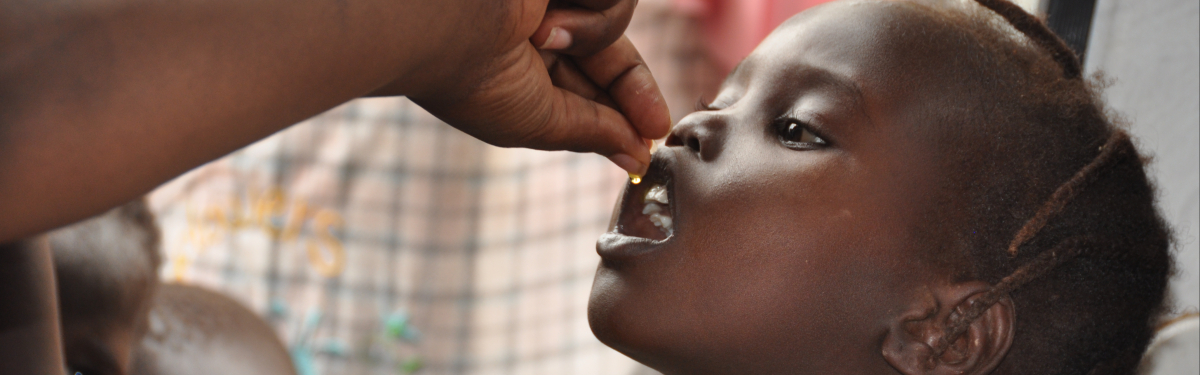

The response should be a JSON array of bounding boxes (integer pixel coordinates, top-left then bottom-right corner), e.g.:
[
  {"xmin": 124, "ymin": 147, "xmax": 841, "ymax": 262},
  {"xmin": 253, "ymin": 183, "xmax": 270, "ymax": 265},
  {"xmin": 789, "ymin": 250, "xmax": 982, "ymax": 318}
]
[{"xmin": 146, "ymin": 1, "xmax": 717, "ymax": 374}]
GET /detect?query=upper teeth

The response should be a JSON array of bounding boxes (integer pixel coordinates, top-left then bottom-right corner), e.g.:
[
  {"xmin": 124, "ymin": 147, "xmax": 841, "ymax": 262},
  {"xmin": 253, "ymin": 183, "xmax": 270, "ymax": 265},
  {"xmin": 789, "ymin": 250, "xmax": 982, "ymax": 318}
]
[
  {"xmin": 645, "ymin": 185, "xmax": 668, "ymax": 205},
  {"xmin": 643, "ymin": 184, "xmax": 673, "ymax": 235}
]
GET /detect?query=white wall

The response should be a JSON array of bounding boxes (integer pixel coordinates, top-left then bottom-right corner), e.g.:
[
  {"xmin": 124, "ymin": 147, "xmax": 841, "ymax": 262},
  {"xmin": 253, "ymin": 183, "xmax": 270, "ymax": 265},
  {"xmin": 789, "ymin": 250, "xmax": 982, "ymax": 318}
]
[
  {"xmin": 1011, "ymin": 0, "xmax": 1042, "ymax": 13},
  {"xmin": 1086, "ymin": 0, "xmax": 1200, "ymax": 313}
]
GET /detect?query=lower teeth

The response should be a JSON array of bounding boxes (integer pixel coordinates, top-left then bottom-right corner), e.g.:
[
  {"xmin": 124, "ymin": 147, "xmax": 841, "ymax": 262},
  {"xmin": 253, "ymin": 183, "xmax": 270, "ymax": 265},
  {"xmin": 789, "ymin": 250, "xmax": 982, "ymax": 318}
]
[
  {"xmin": 649, "ymin": 213, "xmax": 673, "ymax": 232},
  {"xmin": 641, "ymin": 184, "xmax": 674, "ymax": 236},
  {"xmin": 643, "ymin": 205, "xmax": 673, "ymax": 235}
]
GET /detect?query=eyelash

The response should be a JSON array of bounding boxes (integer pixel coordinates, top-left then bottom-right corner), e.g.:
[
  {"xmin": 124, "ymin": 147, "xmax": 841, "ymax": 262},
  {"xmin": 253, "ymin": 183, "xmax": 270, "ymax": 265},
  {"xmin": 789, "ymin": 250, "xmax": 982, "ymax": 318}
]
[{"xmin": 773, "ymin": 118, "xmax": 828, "ymax": 149}]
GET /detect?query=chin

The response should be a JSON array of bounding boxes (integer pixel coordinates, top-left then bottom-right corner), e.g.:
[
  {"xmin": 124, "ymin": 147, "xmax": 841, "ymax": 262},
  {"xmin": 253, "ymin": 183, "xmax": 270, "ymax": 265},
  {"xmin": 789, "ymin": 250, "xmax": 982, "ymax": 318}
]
[
  {"xmin": 587, "ymin": 266, "xmax": 737, "ymax": 375},
  {"xmin": 588, "ymin": 267, "xmax": 672, "ymax": 372},
  {"xmin": 587, "ymin": 265, "xmax": 646, "ymax": 353}
]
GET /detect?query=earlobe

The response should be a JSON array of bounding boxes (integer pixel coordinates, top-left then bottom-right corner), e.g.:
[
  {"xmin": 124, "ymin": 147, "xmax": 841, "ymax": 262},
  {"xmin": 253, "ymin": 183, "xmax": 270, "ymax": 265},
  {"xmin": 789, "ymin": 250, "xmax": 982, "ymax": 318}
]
[{"xmin": 881, "ymin": 282, "xmax": 1016, "ymax": 375}]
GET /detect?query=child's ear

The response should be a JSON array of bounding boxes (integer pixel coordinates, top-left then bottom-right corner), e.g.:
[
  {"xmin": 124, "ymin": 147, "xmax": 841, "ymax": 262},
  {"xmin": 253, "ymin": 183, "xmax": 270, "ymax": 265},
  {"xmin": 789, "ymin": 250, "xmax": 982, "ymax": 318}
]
[{"xmin": 881, "ymin": 282, "xmax": 1015, "ymax": 375}]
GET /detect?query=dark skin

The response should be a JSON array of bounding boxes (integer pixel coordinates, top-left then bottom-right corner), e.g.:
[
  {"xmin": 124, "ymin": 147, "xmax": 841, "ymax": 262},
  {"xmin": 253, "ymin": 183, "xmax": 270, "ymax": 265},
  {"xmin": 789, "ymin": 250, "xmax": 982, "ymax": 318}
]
[
  {"xmin": 1, "ymin": 1, "xmax": 666, "ymax": 372},
  {"xmin": 132, "ymin": 284, "xmax": 297, "ymax": 375},
  {"xmin": 0, "ymin": 0, "xmax": 669, "ymax": 243},
  {"xmin": 0, "ymin": 238, "xmax": 62, "ymax": 375},
  {"xmin": 61, "ymin": 312, "xmax": 143, "ymax": 375},
  {"xmin": 47, "ymin": 202, "xmax": 296, "ymax": 375},
  {"xmin": 47, "ymin": 200, "xmax": 161, "ymax": 375},
  {"xmin": 591, "ymin": 2, "xmax": 1014, "ymax": 374}
]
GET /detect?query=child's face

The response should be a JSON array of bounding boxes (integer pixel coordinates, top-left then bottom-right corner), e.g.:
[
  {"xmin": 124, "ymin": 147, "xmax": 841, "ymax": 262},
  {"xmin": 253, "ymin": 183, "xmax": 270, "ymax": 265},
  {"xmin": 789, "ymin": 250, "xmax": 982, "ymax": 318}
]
[{"xmin": 591, "ymin": 1, "xmax": 972, "ymax": 372}]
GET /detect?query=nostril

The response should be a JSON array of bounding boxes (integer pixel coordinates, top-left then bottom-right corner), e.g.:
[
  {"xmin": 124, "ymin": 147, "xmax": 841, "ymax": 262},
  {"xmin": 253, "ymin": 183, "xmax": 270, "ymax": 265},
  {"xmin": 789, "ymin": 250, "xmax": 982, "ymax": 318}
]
[
  {"xmin": 668, "ymin": 112, "xmax": 722, "ymax": 158},
  {"xmin": 686, "ymin": 136, "xmax": 701, "ymax": 153},
  {"xmin": 665, "ymin": 128, "xmax": 702, "ymax": 153},
  {"xmin": 664, "ymin": 132, "xmax": 701, "ymax": 153},
  {"xmin": 665, "ymin": 133, "xmax": 683, "ymax": 147}
]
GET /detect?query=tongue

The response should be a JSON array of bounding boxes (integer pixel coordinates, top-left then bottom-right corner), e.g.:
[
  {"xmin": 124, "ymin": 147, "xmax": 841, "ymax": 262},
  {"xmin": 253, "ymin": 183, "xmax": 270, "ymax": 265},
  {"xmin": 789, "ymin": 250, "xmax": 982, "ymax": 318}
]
[
  {"xmin": 618, "ymin": 218, "xmax": 668, "ymax": 241},
  {"xmin": 618, "ymin": 203, "xmax": 669, "ymax": 241}
]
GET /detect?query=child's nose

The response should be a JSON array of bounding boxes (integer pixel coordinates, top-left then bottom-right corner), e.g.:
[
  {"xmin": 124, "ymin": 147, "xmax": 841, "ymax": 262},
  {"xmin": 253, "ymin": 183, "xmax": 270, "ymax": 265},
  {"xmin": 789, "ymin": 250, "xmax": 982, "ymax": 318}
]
[{"xmin": 665, "ymin": 112, "xmax": 727, "ymax": 161}]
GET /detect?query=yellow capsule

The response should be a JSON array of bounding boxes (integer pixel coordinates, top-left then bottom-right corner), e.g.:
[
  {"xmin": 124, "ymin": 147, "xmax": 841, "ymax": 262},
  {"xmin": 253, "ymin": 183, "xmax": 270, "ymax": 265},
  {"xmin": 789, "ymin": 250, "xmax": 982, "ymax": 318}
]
[{"xmin": 629, "ymin": 173, "xmax": 642, "ymax": 185}]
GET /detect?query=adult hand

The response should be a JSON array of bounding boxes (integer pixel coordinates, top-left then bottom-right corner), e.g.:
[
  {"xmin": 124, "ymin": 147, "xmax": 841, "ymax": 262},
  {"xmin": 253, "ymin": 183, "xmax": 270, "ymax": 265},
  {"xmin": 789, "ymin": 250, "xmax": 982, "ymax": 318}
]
[
  {"xmin": 0, "ymin": 0, "xmax": 665, "ymax": 242},
  {"xmin": 374, "ymin": 0, "xmax": 670, "ymax": 176}
]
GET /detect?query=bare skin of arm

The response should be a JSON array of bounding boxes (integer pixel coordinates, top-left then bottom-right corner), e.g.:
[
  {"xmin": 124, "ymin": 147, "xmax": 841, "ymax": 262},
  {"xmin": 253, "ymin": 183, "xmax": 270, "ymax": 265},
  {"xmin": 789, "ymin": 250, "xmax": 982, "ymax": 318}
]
[
  {"xmin": 0, "ymin": 1, "xmax": 666, "ymax": 372},
  {"xmin": 0, "ymin": 0, "xmax": 669, "ymax": 242}
]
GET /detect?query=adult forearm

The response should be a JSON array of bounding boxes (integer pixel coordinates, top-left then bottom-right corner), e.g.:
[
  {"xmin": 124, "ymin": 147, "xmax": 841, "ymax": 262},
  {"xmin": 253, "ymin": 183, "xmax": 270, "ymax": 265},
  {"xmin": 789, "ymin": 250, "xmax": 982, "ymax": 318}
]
[{"xmin": 0, "ymin": 0, "xmax": 485, "ymax": 241}]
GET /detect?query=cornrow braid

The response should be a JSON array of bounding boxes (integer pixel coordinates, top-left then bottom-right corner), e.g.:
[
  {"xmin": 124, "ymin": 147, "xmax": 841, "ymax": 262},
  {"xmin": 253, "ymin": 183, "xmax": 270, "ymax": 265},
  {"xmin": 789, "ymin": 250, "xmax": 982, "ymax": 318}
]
[
  {"xmin": 935, "ymin": 236, "xmax": 1096, "ymax": 357},
  {"xmin": 932, "ymin": 130, "xmax": 1131, "ymax": 355},
  {"xmin": 1006, "ymin": 130, "xmax": 1131, "ymax": 257},
  {"xmin": 973, "ymin": 0, "xmax": 1083, "ymax": 80}
]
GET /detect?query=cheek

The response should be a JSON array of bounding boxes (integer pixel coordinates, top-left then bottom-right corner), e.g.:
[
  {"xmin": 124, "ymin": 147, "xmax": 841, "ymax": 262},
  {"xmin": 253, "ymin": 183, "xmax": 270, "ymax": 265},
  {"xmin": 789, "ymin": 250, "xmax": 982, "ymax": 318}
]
[
  {"xmin": 680, "ymin": 152, "xmax": 856, "ymax": 261},
  {"xmin": 590, "ymin": 149, "xmax": 923, "ymax": 363},
  {"xmin": 676, "ymin": 160, "xmax": 913, "ymax": 334}
]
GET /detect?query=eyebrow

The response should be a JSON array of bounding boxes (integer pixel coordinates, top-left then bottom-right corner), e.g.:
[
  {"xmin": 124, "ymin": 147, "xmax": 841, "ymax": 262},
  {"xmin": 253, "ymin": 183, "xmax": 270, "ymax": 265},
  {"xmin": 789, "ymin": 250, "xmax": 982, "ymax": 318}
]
[
  {"xmin": 734, "ymin": 57, "xmax": 866, "ymax": 106},
  {"xmin": 719, "ymin": 60, "xmax": 871, "ymax": 125},
  {"xmin": 784, "ymin": 65, "xmax": 874, "ymax": 129},
  {"xmin": 791, "ymin": 66, "xmax": 865, "ymax": 107}
]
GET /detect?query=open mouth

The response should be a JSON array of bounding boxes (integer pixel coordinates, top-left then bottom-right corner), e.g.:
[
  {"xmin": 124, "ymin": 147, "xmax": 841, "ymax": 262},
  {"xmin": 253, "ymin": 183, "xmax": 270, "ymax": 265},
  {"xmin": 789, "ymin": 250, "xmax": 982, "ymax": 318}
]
[{"xmin": 613, "ymin": 154, "xmax": 675, "ymax": 242}]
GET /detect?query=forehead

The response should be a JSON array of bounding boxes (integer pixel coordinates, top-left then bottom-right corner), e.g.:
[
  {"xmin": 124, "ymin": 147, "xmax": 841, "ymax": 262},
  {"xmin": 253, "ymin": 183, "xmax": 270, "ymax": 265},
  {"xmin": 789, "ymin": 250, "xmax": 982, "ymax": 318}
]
[
  {"xmin": 733, "ymin": 1, "xmax": 978, "ymax": 104},
  {"xmin": 723, "ymin": 0, "xmax": 986, "ymax": 228}
]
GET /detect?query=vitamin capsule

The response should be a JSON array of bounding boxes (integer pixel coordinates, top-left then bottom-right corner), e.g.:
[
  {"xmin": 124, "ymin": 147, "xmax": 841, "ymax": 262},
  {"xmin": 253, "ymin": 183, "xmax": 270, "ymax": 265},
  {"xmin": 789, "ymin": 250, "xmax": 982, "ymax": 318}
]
[{"xmin": 629, "ymin": 173, "xmax": 642, "ymax": 185}]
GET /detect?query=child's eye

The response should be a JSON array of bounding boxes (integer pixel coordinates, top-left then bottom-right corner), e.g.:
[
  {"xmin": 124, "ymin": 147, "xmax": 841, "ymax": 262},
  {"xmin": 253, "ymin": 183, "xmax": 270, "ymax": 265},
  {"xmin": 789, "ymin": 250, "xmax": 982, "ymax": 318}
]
[{"xmin": 775, "ymin": 119, "xmax": 827, "ymax": 148}]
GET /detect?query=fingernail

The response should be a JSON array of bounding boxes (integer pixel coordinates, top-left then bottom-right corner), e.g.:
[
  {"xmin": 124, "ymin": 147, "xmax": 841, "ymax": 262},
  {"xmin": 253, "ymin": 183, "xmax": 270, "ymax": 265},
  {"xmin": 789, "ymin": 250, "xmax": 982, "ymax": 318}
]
[
  {"xmin": 646, "ymin": 138, "xmax": 658, "ymax": 154},
  {"xmin": 539, "ymin": 27, "xmax": 572, "ymax": 50},
  {"xmin": 609, "ymin": 153, "xmax": 646, "ymax": 176}
]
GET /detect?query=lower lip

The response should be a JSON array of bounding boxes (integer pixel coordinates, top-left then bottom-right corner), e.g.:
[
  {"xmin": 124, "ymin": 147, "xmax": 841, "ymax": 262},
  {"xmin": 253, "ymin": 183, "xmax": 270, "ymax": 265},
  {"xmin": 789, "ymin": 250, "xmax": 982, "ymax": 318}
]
[{"xmin": 596, "ymin": 232, "xmax": 670, "ymax": 261}]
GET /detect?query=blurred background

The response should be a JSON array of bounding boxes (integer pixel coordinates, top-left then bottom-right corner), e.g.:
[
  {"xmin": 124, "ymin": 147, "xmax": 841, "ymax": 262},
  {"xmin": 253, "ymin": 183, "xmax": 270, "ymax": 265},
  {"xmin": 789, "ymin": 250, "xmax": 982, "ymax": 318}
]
[{"xmin": 142, "ymin": 0, "xmax": 1198, "ymax": 374}]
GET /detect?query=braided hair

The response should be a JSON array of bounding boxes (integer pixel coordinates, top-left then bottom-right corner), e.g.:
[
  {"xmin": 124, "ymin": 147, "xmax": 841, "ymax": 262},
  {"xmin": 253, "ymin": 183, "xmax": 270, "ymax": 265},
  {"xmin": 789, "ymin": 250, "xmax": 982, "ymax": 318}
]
[{"xmin": 902, "ymin": 1, "xmax": 1173, "ymax": 374}]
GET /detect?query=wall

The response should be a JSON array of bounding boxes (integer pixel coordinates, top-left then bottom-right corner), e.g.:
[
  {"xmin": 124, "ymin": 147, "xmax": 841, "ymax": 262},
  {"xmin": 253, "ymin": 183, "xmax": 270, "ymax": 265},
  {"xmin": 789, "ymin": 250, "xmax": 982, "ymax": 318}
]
[{"xmin": 1086, "ymin": 0, "xmax": 1200, "ymax": 313}]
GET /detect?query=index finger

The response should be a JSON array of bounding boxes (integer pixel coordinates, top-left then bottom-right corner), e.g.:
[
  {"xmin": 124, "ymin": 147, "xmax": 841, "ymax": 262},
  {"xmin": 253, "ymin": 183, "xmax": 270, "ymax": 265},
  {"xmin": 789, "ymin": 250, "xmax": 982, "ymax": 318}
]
[{"xmin": 572, "ymin": 36, "xmax": 671, "ymax": 140}]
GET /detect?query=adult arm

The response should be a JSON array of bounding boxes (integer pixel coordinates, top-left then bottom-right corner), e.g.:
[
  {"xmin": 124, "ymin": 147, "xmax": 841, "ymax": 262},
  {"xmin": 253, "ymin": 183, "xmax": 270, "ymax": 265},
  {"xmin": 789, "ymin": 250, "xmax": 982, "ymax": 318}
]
[{"xmin": 0, "ymin": 0, "xmax": 669, "ymax": 242}]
